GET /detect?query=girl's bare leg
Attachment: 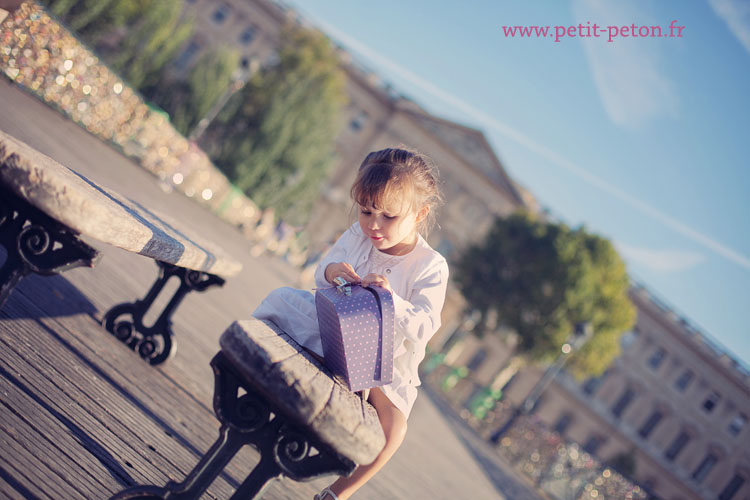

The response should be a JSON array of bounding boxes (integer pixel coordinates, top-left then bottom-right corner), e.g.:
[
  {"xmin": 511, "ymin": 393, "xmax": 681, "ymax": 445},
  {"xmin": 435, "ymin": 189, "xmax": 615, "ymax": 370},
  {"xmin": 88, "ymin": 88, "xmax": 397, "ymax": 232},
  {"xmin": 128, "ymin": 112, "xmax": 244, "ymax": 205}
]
[{"xmin": 321, "ymin": 388, "xmax": 407, "ymax": 500}]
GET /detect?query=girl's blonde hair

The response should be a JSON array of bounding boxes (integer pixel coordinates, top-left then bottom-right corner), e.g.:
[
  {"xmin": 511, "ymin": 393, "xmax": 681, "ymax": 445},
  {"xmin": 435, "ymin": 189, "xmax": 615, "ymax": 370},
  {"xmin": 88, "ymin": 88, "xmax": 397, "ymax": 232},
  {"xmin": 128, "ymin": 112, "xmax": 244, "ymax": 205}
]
[{"xmin": 350, "ymin": 147, "xmax": 442, "ymax": 235}]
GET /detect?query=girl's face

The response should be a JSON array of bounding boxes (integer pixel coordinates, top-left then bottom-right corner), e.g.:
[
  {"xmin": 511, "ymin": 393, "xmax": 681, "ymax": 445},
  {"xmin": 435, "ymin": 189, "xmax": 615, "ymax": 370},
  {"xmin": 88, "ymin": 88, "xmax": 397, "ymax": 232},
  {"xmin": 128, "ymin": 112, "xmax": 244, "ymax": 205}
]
[{"xmin": 358, "ymin": 200, "xmax": 427, "ymax": 256}]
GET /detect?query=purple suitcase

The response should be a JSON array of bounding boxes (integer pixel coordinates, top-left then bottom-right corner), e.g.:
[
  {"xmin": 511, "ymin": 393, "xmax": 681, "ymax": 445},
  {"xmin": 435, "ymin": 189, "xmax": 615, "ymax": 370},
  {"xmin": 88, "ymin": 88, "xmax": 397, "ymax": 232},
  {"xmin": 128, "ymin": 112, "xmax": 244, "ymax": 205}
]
[{"xmin": 315, "ymin": 284, "xmax": 394, "ymax": 392}]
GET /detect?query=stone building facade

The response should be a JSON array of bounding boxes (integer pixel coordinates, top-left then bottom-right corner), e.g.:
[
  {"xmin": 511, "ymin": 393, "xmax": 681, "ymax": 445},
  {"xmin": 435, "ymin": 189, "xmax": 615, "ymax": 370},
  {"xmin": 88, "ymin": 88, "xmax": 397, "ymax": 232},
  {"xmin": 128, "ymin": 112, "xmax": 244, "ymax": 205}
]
[
  {"xmin": 445, "ymin": 283, "xmax": 750, "ymax": 500},
  {"xmin": 174, "ymin": 0, "xmax": 290, "ymax": 78}
]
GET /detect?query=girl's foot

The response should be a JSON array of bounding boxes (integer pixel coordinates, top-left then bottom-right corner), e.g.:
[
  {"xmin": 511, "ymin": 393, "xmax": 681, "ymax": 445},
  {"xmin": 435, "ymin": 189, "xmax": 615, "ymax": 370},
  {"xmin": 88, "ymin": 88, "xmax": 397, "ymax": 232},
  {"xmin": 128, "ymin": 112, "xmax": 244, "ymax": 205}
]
[{"xmin": 314, "ymin": 487, "xmax": 340, "ymax": 500}]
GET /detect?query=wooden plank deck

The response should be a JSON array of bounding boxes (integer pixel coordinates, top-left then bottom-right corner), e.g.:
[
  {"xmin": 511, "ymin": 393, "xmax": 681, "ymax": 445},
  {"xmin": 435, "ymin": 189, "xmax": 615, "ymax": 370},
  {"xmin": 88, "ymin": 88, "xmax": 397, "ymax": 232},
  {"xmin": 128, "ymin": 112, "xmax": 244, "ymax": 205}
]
[
  {"xmin": 0, "ymin": 77, "xmax": 328, "ymax": 498},
  {"xmin": 1, "ymin": 277, "xmax": 234, "ymax": 499}
]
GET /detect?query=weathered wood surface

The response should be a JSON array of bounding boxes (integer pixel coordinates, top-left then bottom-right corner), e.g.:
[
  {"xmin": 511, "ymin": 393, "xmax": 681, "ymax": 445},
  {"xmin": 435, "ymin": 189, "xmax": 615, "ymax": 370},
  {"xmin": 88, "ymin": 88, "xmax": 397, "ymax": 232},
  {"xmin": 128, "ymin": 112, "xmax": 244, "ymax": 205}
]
[
  {"xmin": 0, "ymin": 129, "xmax": 242, "ymax": 278},
  {"xmin": 1, "ymin": 277, "xmax": 240, "ymax": 499},
  {"xmin": 220, "ymin": 320, "xmax": 386, "ymax": 466}
]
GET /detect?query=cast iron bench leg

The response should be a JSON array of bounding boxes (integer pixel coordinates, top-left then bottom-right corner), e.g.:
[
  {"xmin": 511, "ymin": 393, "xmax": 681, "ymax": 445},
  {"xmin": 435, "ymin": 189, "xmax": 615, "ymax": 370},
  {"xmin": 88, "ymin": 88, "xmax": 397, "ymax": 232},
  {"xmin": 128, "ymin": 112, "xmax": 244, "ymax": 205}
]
[
  {"xmin": 110, "ymin": 353, "xmax": 356, "ymax": 500},
  {"xmin": 0, "ymin": 186, "xmax": 100, "ymax": 308},
  {"xmin": 102, "ymin": 261, "xmax": 225, "ymax": 365}
]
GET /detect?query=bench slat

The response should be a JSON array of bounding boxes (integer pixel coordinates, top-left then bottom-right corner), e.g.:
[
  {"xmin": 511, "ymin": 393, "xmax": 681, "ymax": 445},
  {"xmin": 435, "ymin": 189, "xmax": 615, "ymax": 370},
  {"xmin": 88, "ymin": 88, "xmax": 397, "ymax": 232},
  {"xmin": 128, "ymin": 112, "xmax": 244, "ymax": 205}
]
[
  {"xmin": 0, "ymin": 130, "xmax": 241, "ymax": 278},
  {"xmin": 267, "ymin": 350, "xmax": 335, "ymax": 421},
  {"xmin": 219, "ymin": 320, "xmax": 385, "ymax": 465}
]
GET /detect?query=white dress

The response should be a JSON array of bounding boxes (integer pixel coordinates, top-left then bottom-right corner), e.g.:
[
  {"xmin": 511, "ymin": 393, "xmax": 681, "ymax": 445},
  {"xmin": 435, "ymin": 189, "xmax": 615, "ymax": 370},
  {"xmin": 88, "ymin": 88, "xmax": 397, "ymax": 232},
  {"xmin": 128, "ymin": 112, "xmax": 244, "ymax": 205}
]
[{"xmin": 252, "ymin": 222, "xmax": 449, "ymax": 418}]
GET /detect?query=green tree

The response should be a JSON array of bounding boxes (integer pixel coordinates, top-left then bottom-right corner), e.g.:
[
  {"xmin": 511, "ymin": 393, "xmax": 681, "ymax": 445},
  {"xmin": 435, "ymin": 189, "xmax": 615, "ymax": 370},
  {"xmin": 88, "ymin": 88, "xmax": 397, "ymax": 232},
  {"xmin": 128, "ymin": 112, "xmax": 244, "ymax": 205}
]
[
  {"xmin": 40, "ymin": 0, "xmax": 80, "ymax": 19},
  {"xmin": 152, "ymin": 46, "xmax": 241, "ymax": 136},
  {"xmin": 40, "ymin": 0, "xmax": 193, "ymax": 92},
  {"xmin": 202, "ymin": 24, "xmax": 347, "ymax": 225},
  {"xmin": 59, "ymin": 0, "xmax": 116, "ymax": 33},
  {"xmin": 108, "ymin": 0, "xmax": 193, "ymax": 90},
  {"xmin": 454, "ymin": 211, "xmax": 635, "ymax": 379},
  {"xmin": 39, "ymin": 0, "xmax": 115, "ymax": 37}
]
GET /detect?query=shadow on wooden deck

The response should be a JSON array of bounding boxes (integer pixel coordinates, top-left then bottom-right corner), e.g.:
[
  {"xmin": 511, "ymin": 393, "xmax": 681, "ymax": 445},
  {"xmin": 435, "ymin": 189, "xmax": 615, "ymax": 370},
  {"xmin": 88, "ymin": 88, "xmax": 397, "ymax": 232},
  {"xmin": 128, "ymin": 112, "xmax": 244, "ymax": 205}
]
[
  {"xmin": 2, "ymin": 275, "xmax": 97, "ymax": 320},
  {"xmin": 0, "ymin": 274, "xmax": 247, "ymax": 499}
]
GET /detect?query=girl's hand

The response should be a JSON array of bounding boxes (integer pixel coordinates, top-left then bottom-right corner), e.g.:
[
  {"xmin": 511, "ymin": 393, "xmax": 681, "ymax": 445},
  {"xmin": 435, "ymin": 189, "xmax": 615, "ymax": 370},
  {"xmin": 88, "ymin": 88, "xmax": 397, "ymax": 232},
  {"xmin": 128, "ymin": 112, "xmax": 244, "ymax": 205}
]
[
  {"xmin": 361, "ymin": 273, "xmax": 393, "ymax": 294},
  {"xmin": 325, "ymin": 262, "xmax": 361, "ymax": 285}
]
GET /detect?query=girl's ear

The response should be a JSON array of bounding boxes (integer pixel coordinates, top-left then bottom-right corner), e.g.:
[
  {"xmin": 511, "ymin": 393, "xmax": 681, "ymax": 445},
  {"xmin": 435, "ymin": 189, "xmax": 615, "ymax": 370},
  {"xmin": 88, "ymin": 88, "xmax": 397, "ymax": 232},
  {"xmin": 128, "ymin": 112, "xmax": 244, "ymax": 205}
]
[{"xmin": 416, "ymin": 205, "xmax": 430, "ymax": 223}]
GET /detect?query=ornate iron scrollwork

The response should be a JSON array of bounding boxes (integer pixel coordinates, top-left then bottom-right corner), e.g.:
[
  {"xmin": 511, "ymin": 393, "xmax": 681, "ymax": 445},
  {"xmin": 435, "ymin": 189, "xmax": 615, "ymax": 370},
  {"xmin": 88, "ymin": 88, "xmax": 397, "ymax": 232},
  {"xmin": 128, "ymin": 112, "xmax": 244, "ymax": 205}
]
[
  {"xmin": 233, "ymin": 393, "xmax": 271, "ymax": 432},
  {"xmin": 102, "ymin": 302, "xmax": 175, "ymax": 365},
  {"xmin": 110, "ymin": 353, "xmax": 356, "ymax": 500},
  {"xmin": 18, "ymin": 224, "xmax": 50, "ymax": 263},
  {"xmin": 275, "ymin": 426, "xmax": 310, "ymax": 463},
  {"xmin": 102, "ymin": 261, "xmax": 224, "ymax": 365},
  {"xmin": 0, "ymin": 186, "xmax": 100, "ymax": 308},
  {"xmin": 274, "ymin": 425, "xmax": 313, "ymax": 478}
]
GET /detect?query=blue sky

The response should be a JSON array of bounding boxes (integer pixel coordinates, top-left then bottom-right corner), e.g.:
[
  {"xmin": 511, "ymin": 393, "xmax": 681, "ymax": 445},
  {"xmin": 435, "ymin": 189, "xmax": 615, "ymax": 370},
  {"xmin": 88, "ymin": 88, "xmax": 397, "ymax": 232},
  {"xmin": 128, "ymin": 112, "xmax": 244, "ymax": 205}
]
[{"xmin": 284, "ymin": 0, "xmax": 750, "ymax": 366}]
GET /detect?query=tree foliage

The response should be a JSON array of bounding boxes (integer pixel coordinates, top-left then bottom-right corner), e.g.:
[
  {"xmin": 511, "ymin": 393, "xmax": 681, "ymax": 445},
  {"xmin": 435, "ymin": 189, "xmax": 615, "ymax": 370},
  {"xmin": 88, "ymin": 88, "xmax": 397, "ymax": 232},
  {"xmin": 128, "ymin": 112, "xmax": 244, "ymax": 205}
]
[
  {"xmin": 150, "ymin": 46, "xmax": 241, "ymax": 136},
  {"xmin": 40, "ymin": 0, "xmax": 193, "ymax": 91},
  {"xmin": 202, "ymin": 24, "xmax": 347, "ymax": 225},
  {"xmin": 107, "ymin": 0, "xmax": 193, "ymax": 90},
  {"xmin": 43, "ymin": 0, "xmax": 116, "ymax": 34},
  {"xmin": 454, "ymin": 211, "xmax": 635, "ymax": 378}
]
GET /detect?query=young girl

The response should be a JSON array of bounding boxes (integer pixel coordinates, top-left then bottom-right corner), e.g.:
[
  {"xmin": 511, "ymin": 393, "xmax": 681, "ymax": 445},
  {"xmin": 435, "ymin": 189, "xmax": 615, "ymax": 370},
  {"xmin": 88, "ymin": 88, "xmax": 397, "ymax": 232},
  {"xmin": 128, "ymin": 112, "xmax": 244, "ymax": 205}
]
[{"xmin": 252, "ymin": 147, "xmax": 449, "ymax": 500}]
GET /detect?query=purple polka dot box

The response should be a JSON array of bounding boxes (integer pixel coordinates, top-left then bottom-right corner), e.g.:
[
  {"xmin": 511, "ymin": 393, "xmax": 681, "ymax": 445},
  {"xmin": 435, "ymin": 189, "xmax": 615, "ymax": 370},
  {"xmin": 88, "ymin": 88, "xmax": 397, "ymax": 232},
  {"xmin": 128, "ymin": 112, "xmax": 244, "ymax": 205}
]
[{"xmin": 315, "ymin": 284, "xmax": 394, "ymax": 392}]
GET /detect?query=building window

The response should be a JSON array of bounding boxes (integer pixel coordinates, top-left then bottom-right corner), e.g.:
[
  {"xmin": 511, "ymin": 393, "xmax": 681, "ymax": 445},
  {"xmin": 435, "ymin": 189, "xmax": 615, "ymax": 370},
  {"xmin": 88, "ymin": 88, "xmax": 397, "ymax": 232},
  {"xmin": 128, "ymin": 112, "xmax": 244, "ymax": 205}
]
[
  {"xmin": 728, "ymin": 413, "xmax": 747, "ymax": 436},
  {"xmin": 692, "ymin": 452, "xmax": 719, "ymax": 483},
  {"xmin": 647, "ymin": 346, "xmax": 666, "ymax": 370},
  {"xmin": 611, "ymin": 388, "xmax": 635, "ymax": 419},
  {"xmin": 175, "ymin": 39, "xmax": 201, "ymax": 69},
  {"xmin": 583, "ymin": 435, "xmax": 605, "ymax": 455},
  {"xmin": 664, "ymin": 431, "xmax": 690, "ymax": 461},
  {"xmin": 718, "ymin": 474, "xmax": 746, "ymax": 500},
  {"xmin": 582, "ymin": 376, "xmax": 602, "ymax": 396},
  {"xmin": 466, "ymin": 349, "xmax": 487, "ymax": 372},
  {"xmin": 638, "ymin": 410, "xmax": 663, "ymax": 439},
  {"xmin": 349, "ymin": 111, "xmax": 369, "ymax": 132},
  {"xmin": 554, "ymin": 413, "xmax": 573, "ymax": 435},
  {"xmin": 212, "ymin": 4, "xmax": 230, "ymax": 24},
  {"xmin": 674, "ymin": 369, "xmax": 693, "ymax": 392},
  {"xmin": 702, "ymin": 391, "xmax": 720, "ymax": 413},
  {"xmin": 239, "ymin": 26, "xmax": 256, "ymax": 45}
]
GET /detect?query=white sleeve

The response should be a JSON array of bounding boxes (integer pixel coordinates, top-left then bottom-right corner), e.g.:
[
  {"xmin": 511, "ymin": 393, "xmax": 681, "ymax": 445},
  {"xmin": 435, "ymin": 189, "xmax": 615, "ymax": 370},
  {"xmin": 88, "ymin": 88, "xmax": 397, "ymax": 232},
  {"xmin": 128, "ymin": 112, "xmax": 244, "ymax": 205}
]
[
  {"xmin": 391, "ymin": 258, "xmax": 449, "ymax": 345},
  {"xmin": 313, "ymin": 225, "xmax": 360, "ymax": 288}
]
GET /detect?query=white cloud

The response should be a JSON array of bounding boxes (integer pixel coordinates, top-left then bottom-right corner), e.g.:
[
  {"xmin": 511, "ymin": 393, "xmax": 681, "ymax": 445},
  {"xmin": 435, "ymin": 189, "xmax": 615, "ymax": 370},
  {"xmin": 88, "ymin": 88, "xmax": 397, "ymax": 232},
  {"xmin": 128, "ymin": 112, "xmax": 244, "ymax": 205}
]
[
  {"xmin": 616, "ymin": 243, "xmax": 706, "ymax": 273},
  {"xmin": 571, "ymin": 0, "xmax": 679, "ymax": 129},
  {"xmin": 708, "ymin": 0, "xmax": 750, "ymax": 54},
  {"xmin": 303, "ymin": 11, "xmax": 750, "ymax": 272}
]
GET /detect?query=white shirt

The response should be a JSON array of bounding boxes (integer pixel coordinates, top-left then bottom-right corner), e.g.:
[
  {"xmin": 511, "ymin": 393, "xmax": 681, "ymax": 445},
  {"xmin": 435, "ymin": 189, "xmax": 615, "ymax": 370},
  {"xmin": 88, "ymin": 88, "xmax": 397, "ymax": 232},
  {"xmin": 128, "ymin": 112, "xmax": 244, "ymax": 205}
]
[{"xmin": 314, "ymin": 222, "xmax": 449, "ymax": 417}]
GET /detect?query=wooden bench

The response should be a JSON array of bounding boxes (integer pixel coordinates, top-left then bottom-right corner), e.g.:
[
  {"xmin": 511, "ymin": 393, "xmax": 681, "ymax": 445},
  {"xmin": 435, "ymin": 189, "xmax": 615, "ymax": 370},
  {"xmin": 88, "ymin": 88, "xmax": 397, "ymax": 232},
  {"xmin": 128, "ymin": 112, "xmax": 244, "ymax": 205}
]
[
  {"xmin": 111, "ymin": 319, "xmax": 386, "ymax": 500},
  {"xmin": 0, "ymin": 129, "xmax": 242, "ymax": 364}
]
